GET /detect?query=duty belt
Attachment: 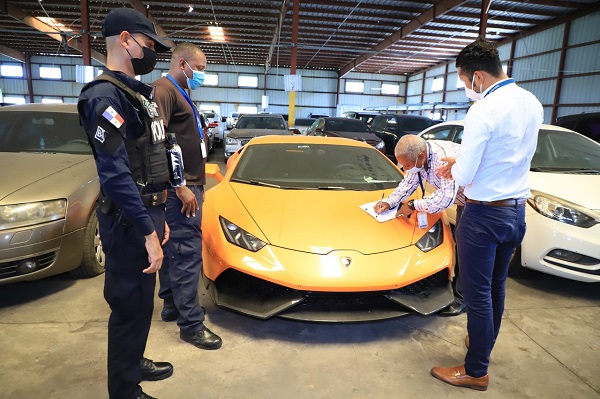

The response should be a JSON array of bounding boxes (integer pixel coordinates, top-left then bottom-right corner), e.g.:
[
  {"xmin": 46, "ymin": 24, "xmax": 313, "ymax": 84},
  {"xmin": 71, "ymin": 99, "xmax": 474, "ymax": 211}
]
[{"xmin": 141, "ymin": 190, "xmax": 167, "ymax": 207}]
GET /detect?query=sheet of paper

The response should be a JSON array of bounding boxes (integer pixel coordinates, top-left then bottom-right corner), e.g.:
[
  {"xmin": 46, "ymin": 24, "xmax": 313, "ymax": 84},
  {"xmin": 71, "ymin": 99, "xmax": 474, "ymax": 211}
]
[{"xmin": 360, "ymin": 200, "xmax": 398, "ymax": 223}]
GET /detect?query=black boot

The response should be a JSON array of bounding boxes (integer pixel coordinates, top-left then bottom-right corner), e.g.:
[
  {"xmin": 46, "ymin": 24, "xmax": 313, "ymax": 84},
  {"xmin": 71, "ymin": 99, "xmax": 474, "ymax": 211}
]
[
  {"xmin": 161, "ymin": 305, "xmax": 179, "ymax": 322},
  {"xmin": 140, "ymin": 357, "xmax": 174, "ymax": 381},
  {"xmin": 180, "ymin": 326, "xmax": 222, "ymax": 350}
]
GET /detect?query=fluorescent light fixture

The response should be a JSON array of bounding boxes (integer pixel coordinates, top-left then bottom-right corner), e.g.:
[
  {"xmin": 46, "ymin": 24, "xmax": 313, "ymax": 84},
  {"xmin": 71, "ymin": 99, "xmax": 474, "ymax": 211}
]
[
  {"xmin": 188, "ymin": 6, "xmax": 194, "ymax": 12},
  {"xmin": 36, "ymin": 16, "xmax": 72, "ymax": 31},
  {"xmin": 209, "ymin": 26, "xmax": 225, "ymax": 42}
]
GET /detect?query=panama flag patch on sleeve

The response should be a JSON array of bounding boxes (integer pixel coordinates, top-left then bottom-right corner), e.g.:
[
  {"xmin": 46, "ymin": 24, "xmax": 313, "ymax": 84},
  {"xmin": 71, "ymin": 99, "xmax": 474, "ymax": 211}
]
[{"xmin": 102, "ymin": 106, "xmax": 124, "ymax": 128}]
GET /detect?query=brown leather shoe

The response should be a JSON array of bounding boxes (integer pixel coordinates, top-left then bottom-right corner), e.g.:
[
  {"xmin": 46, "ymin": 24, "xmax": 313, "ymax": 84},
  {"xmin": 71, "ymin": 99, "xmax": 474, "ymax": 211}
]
[
  {"xmin": 431, "ymin": 365, "xmax": 488, "ymax": 391},
  {"xmin": 465, "ymin": 334, "xmax": 469, "ymax": 349}
]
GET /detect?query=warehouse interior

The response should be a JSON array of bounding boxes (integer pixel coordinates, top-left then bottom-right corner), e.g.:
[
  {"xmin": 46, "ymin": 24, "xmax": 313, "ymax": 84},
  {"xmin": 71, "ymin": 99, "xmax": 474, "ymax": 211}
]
[{"xmin": 0, "ymin": 1, "xmax": 599, "ymax": 399}]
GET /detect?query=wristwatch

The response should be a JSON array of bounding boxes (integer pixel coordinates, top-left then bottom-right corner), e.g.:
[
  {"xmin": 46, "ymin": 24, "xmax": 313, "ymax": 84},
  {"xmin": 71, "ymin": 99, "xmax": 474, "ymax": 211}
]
[{"xmin": 407, "ymin": 199, "xmax": 415, "ymax": 210}]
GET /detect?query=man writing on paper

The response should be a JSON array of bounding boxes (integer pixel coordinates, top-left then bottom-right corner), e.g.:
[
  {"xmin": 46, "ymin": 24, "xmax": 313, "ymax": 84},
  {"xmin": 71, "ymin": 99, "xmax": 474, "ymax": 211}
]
[{"xmin": 374, "ymin": 135, "xmax": 466, "ymax": 316}]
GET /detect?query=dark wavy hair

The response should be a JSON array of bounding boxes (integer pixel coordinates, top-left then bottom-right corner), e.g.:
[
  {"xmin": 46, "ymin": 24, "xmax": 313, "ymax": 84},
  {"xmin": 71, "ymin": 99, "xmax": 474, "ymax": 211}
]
[{"xmin": 455, "ymin": 37, "xmax": 503, "ymax": 79}]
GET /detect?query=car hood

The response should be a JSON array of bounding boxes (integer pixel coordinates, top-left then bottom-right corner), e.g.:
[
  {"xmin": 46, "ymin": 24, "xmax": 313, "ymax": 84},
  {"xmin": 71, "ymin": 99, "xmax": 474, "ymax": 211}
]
[
  {"xmin": 530, "ymin": 171, "xmax": 600, "ymax": 210},
  {"xmin": 327, "ymin": 131, "xmax": 381, "ymax": 142},
  {"xmin": 229, "ymin": 183, "xmax": 416, "ymax": 254},
  {"xmin": 0, "ymin": 152, "xmax": 94, "ymax": 202},
  {"xmin": 228, "ymin": 129, "xmax": 290, "ymax": 138}
]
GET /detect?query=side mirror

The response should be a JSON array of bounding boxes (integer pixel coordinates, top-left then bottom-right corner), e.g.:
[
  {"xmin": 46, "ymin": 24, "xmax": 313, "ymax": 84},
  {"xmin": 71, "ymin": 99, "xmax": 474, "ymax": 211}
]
[
  {"xmin": 289, "ymin": 128, "xmax": 301, "ymax": 135},
  {"xmin": 204, "ymin": 163, "xmax": 223, "ymax": 182}
]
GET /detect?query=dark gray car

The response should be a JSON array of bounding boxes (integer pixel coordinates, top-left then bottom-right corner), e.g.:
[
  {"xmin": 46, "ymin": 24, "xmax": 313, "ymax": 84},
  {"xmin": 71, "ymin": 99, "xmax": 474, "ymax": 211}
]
[{"xmin": 371, "ymin": 114, "xmax": 439, "ymax": 161}]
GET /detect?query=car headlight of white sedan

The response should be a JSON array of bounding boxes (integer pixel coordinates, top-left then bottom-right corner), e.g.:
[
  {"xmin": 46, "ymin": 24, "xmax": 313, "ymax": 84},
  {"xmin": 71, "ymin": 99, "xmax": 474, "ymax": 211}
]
[
  {"xmin": 529, "ymin": 190, "xmax": 599, "ymax": 228},
  {"xmin": 375, "ymin": 140, "xmax": 385, "ymax": 150},
  {"xmin": 0, "ymin": 199, "xmax": 67, "ymax": 231}
]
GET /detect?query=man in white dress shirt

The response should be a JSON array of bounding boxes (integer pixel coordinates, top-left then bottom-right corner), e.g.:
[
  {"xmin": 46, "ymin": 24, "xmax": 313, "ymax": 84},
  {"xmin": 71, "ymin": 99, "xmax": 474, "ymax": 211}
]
[{"xmin": 431, "ymin": 37, "xmax": 543, "ymax": 391}]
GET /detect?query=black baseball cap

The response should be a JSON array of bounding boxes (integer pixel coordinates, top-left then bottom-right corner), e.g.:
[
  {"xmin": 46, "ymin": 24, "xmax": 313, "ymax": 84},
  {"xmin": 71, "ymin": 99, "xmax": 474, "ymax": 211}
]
[{"xmin": 102, "ymin": 8, "xmax": 171, "ymax": 53}]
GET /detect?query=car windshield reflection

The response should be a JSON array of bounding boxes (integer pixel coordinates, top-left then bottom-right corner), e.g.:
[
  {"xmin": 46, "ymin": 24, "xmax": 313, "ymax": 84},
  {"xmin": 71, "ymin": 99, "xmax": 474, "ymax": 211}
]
[
  {"xmin": 231, "ymin": 143, "xmax": 402, "ymax": 190},
  {"xmin": 531, "ymin": 129, "xmax": 600, "ymax": 172},
  {"xmin": 0, "ymin": 111, "xmax": 92, "ymax": 155}
]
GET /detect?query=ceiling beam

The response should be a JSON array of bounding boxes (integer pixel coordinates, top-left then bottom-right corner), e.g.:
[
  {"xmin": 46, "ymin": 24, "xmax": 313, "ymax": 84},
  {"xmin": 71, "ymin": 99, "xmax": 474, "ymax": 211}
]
[
  {"xmin": 0, "ymin": 43, "xmax": 25, "ymax": 62},
  {"xmin": 339, "ymin": 0, "xmax": 468, "ymax": 77},
  {"xmin": 4, "ymin": 2, "xmax": 107, "ymax": 64},
  {"xmin": 265, "ymin": 0, "xmax": 290, "ymax": 74}
]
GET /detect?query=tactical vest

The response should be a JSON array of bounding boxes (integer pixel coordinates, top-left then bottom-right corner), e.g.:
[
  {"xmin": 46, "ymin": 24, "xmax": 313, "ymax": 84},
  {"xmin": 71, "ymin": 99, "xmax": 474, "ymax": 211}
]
[{"xmin": 82, "ymin": 74, "xmax": 170, "ymax": 190}]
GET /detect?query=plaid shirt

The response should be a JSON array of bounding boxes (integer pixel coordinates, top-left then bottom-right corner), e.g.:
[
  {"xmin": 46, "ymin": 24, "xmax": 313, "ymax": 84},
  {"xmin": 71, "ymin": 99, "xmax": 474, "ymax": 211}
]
[{"xmin": 384, "ymin": 140, "xmax": 465, "ymax": 213}]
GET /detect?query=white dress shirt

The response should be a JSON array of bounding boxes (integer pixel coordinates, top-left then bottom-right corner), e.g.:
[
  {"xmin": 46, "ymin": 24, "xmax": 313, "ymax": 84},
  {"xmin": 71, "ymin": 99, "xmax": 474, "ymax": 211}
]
[{"xmin": 451, "ymin": 78, "xmax": 543, "ymax": 201}]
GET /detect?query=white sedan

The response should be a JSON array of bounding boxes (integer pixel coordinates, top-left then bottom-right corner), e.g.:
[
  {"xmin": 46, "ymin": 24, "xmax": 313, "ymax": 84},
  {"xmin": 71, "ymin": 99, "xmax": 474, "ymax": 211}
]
[{"xmin": 419, "ymin": 121, "xmax": 600, "ymax": 283}]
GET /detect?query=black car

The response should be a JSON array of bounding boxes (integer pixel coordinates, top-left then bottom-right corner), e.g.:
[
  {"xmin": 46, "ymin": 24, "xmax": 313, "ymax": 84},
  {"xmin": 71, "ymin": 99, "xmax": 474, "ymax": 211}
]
[
  {"xmin": 342, "ymin": 111, "xmax": 381, "ymax": 126},
  {"xmin": 305, "ymin": 117, "xmax": 385, "ymax": 152},
  {"xmin": 371, "ymin": 114, "xmax": 439, "ymax": 161},
  {"xmin": 554, "ymin": 112, "xmax": 600, "ymax": 143}
]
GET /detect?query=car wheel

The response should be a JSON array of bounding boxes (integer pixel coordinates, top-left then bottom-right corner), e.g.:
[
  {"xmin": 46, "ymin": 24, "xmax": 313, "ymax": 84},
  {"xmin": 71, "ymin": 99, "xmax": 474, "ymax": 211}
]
[{"xmin": 71, "ymin": 209, "xmax": 105, "ymax": 278}]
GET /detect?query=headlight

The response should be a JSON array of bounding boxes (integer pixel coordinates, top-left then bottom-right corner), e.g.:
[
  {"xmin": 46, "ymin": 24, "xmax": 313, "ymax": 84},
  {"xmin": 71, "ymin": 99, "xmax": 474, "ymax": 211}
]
[
  {"xmin": 529, "ymin": 190, "xmax": 598, "ymax": 228},
  {"xmin": 0, "ymin": 199, "xmax": 67, "ymax": 231},
  {"xmin": 225, "ymin": 137, "xmax": 240, "ymax": 145},
  {"xmin": 375, "ymin": 140, "xmax": 385, "ymax": 150},
  {"xmin": 219, "ymin": 216, "xmax": 266, "ymax": 252},
  {"xmin": 415, "ymin": 219, "xmax": 444, "ymax": 252}
]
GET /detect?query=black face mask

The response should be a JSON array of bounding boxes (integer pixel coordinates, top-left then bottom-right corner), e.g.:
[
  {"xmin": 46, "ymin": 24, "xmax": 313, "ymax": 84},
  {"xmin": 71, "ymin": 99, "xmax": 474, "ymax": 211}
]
[{"xmin": 127, "ymin": 36, "xmax": 157, "ymax": 75}]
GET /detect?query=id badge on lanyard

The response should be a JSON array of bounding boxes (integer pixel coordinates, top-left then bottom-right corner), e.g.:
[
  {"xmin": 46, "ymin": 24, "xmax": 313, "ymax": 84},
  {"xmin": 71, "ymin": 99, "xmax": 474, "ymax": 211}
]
[{"xmin": 200, "ymin": 138, "xmax": 207, "ymax": 159}]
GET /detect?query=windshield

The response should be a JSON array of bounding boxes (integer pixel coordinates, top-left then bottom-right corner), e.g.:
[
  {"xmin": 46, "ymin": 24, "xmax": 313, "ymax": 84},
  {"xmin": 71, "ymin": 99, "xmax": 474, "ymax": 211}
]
[
  {"xmin": 0, "ymin": 111, "xmax": 92, "ymax": 155},
  {"xmin": 325, "ymin": 119, "xmax": 370, "ymax": 133},
  {"xmin": 236, "ymin": 116, "xmax": 285, "ymax": 129},
  {"xmin": 531, "ymin": 129, "xmax": 600, "ymax": 171},
  {"xmin": 231, "ymin": 143, "xmax": 402, "ymax": 190},
  {"xmin": 293, "ymin": 118, "xmax": 314, "ymax": 127}
]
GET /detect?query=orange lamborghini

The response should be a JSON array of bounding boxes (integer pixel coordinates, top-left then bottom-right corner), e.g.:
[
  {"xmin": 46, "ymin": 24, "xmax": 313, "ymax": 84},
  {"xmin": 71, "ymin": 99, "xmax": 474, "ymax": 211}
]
[{"xmin": 202, "ymin": 135, "xmax": 455, "ymax": 322}]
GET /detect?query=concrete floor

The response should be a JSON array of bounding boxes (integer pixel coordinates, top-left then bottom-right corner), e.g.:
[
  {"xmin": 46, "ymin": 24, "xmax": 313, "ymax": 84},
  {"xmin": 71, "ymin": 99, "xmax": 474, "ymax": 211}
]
[{"xmin": 1, "ymin": 147, "xmax": 599, "ymax": 399}]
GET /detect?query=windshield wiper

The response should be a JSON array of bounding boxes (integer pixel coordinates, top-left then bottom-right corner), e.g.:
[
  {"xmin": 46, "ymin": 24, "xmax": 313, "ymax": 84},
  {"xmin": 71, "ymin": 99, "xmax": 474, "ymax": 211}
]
[
  {"xmin": 317, "ymin": 186, "xmax": 346, "ymax": 190},
  {"xmin": 231, "ymin": 178, "xmax": 281, "ymax": 188}
]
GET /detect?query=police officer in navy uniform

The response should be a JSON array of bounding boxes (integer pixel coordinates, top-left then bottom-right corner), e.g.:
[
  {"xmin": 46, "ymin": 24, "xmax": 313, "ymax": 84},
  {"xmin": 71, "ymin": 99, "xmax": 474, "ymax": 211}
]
[{"xmin": 78, "ymin": 8, "xmax": 174, "ymax": 399}]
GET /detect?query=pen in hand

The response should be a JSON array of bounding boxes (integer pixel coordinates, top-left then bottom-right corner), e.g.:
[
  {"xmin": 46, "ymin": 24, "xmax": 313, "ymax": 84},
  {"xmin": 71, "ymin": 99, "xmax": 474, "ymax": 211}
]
[{"xmin": 377, "ymin": 193, "xmax": 384, "ymax": 213}]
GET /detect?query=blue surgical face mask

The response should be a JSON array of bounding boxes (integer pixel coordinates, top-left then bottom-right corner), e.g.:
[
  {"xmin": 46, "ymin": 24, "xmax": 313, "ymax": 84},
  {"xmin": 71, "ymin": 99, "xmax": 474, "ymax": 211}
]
[{"xmin": 183, "ymin": 60, "xmax": 205, "ymax": 90}]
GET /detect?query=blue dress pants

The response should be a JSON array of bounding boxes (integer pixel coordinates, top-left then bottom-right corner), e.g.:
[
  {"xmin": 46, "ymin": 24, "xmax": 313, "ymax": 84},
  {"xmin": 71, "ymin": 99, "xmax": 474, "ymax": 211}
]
[
  {"xmin": 159, "ymin": 185, "xmax": 205, "ymax": 336},
  {"xmin": 100, "ymin": 205, "xmax": 165, "ymax": 399},
  {"xmin": 455, "ymin": 202, "xmax": 526, "ymax": 377}
]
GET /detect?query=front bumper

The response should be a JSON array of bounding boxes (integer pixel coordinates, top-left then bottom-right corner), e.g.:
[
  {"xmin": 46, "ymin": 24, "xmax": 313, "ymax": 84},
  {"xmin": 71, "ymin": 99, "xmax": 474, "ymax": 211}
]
[
  {"xmin": 520, "ymin": 212, "xmax": 600, "ymax": 282},
  {"xmin": 202, "ymin": 240, "xmax": 454, "ymax": 321},
  {"xmin": 0, "ymin": 220, "xmax": 86, "ymax": 284},
  {"xmin": 202, "ymin": 268, "xmax": 453, "ymax": 322}
]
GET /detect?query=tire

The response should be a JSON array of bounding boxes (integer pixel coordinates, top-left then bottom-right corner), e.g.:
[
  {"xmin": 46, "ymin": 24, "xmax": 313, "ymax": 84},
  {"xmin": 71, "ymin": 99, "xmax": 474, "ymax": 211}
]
[
  {"xmin": 71, "ymin": 210, "xmax": 105, "ymax": 278},
  {"xmin": 508, "ymin": 246, "xmax": 525, "ymax": 277}
]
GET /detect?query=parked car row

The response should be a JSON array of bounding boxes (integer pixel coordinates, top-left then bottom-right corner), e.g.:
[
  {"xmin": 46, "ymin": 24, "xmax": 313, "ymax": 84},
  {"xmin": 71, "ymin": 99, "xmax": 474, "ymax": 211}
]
[{"xmin": 2, "ymin": 103, "xmax": 597, "ymax": 291}]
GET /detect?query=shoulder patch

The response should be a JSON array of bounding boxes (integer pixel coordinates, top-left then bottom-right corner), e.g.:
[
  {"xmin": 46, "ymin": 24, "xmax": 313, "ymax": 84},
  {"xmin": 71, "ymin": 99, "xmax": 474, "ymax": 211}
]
[
  {"xmin": 94, "ymin": 126, "xmax": 106, "ymax": 143},
  {"xmin": 102, "ymin": 106, "xmax": 125, "ymax": 128}
]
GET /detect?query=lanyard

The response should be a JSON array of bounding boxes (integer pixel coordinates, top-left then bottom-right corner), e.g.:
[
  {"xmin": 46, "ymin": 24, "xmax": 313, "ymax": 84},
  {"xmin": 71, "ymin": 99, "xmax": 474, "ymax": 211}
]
[
  {"xmin": 416, "ymin": 142, "xmax": 432, "ymax": 196},
  {"xmin": 166, "ymin": 74, "xmax": 204, "ymax": 139},
  {"xmin": 484, "ymin": 78, "xmax": 515, "ymax": 98}
]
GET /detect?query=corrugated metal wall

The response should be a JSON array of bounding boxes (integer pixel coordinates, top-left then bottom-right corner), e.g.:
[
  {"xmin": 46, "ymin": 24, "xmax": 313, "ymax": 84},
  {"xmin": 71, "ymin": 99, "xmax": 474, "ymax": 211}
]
[{"xmin": 1, "ymin": 10, "xmax": 599, "ymax": 122}]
